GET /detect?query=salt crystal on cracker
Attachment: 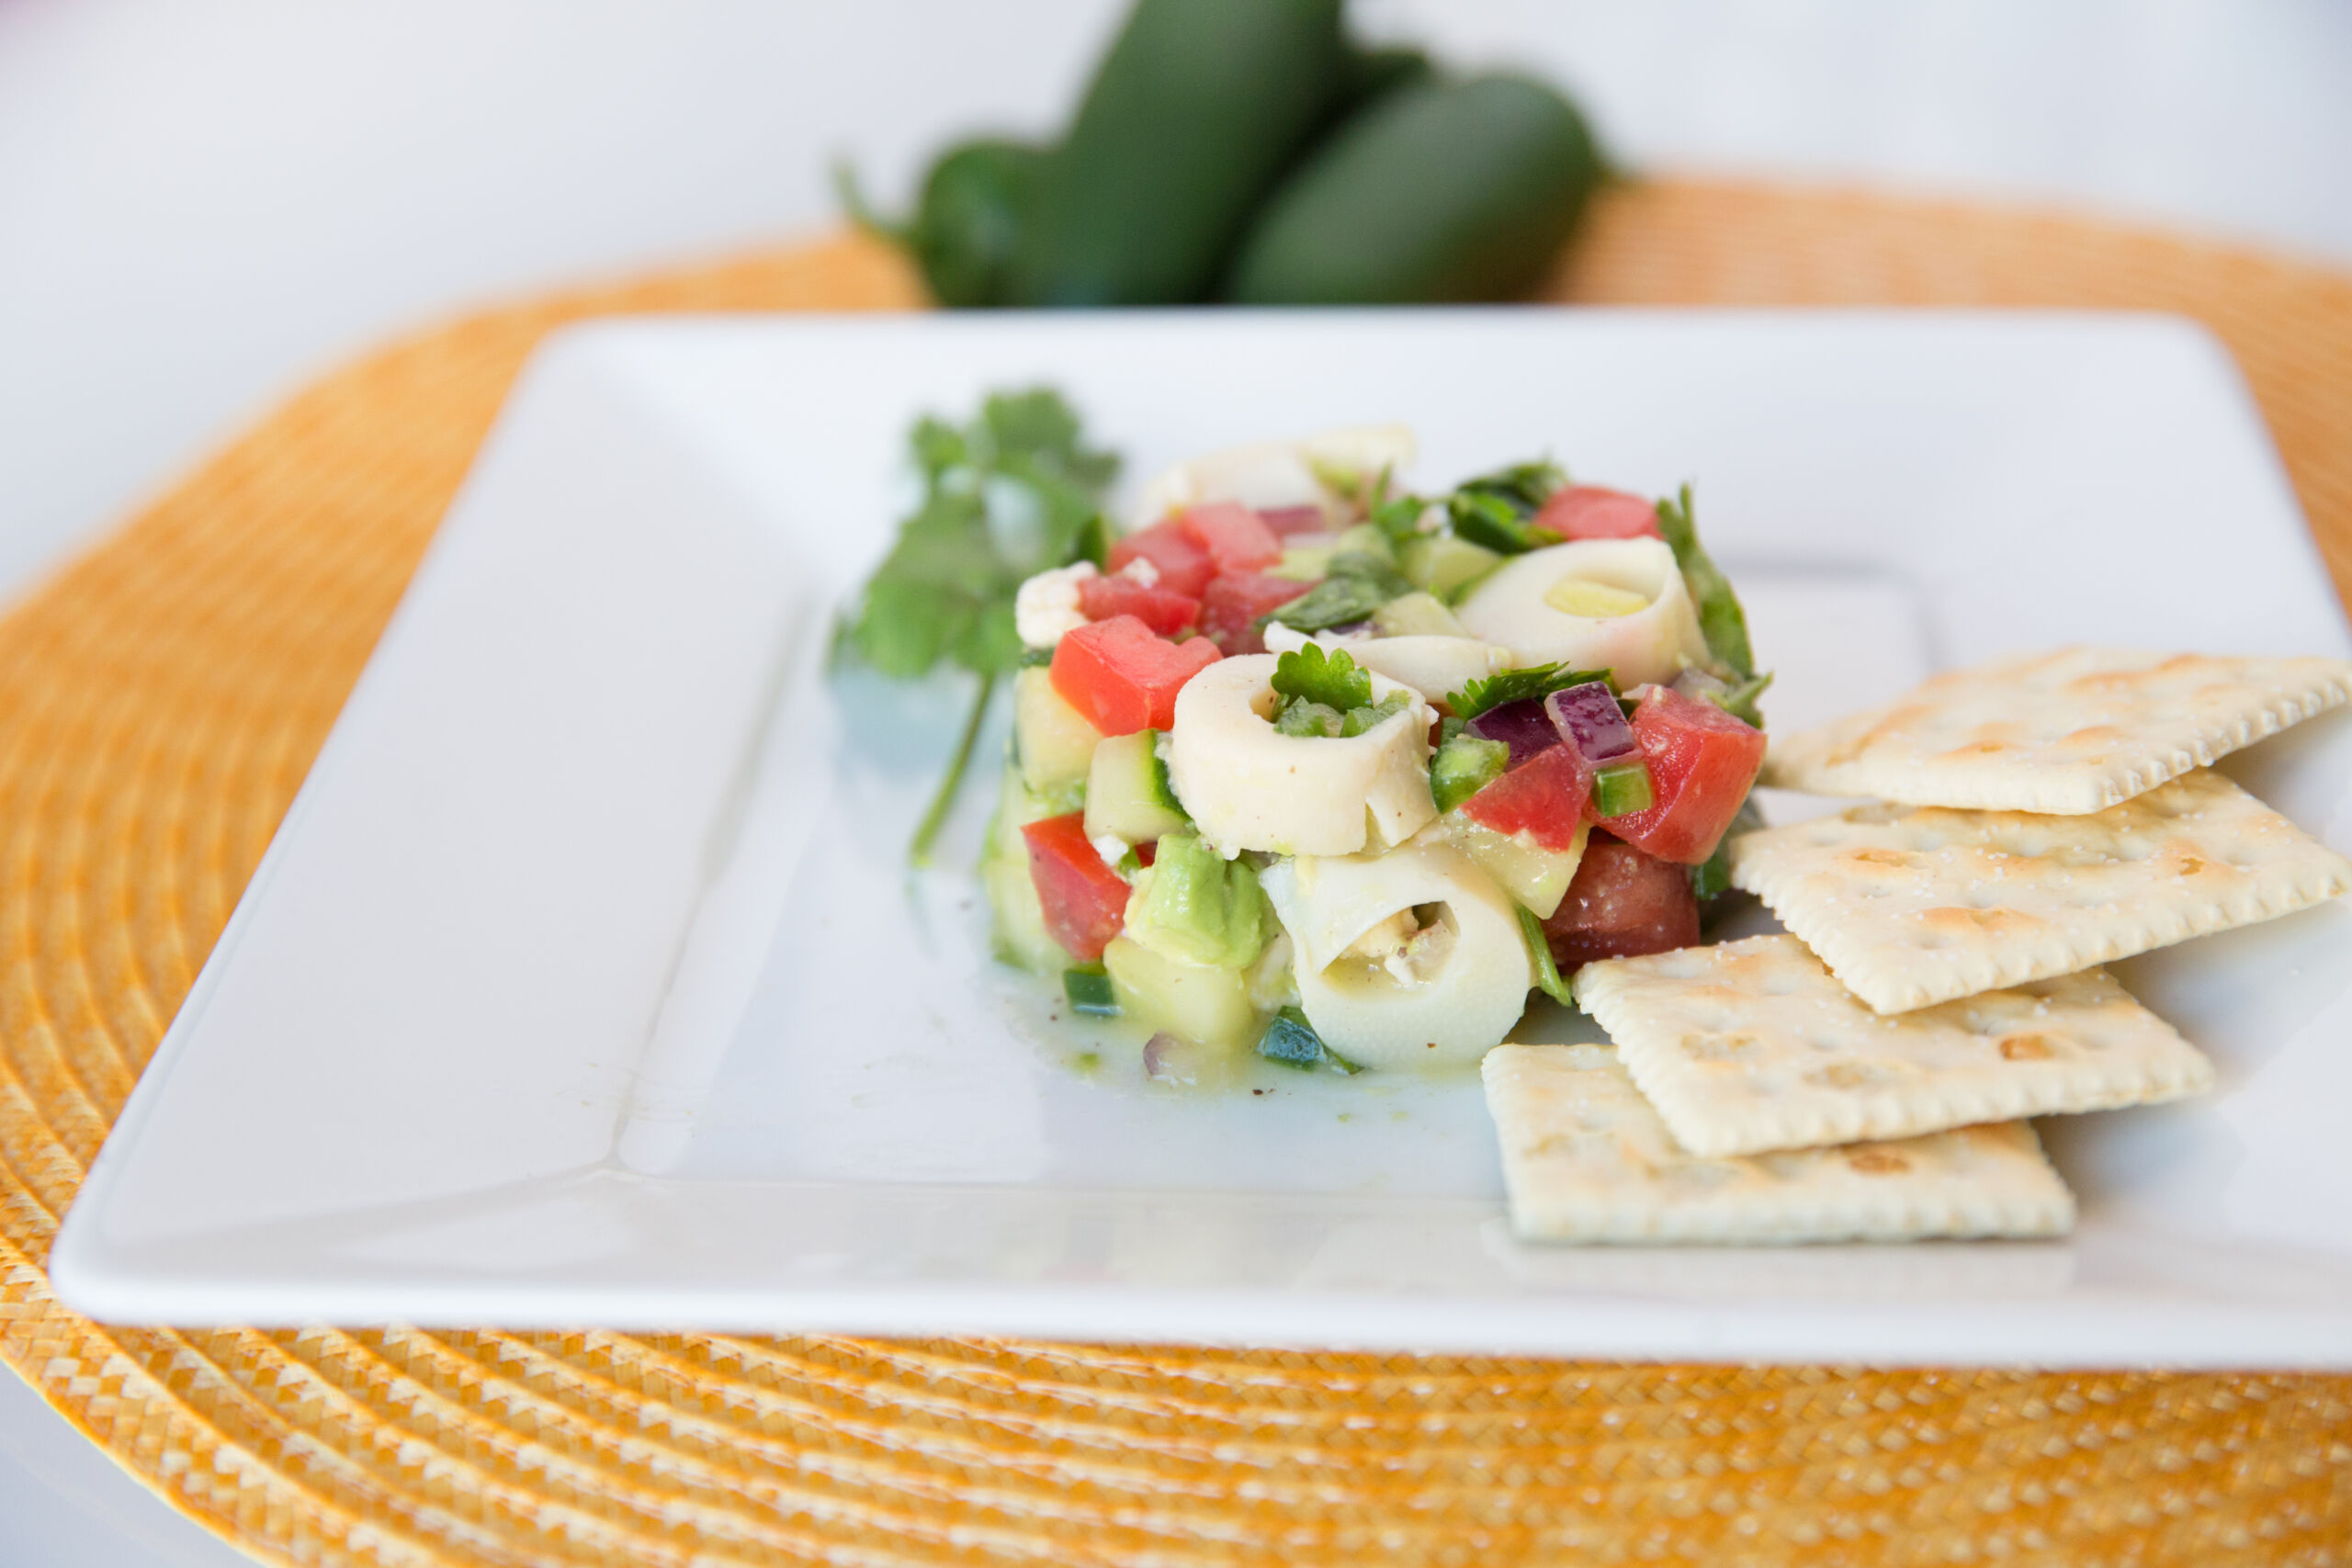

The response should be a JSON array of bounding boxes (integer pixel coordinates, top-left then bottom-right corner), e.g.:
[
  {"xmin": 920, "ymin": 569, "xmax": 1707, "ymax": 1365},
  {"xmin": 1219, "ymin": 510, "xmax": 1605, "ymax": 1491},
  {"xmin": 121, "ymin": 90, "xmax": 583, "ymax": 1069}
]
[
  {"xmin": 1576, "ymin": 935, "xmax": 2211, "ymax": 1157},
  {"xmin": 1482, "ymin": 1043, "xmax": 2075, "ymax": 1244},
  {"xmin": 1761, "ymin": 648, "xmax": 2351, "ymax": 814},
  {"xmin": 1729, "ymin": 770, "xmax": 2351, "ymax": 1014}
]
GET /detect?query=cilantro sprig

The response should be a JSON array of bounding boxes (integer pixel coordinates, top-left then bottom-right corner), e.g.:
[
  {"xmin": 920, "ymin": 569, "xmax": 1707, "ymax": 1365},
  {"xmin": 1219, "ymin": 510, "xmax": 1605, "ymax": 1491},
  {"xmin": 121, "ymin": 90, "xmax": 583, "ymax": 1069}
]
[
  {"xmin": 840, "ymin": 388, "xmax": 1118, "ymax": 863},
  {"xmin": 1445, "ymin": 662, "xmax": 1612, "ymax": 722},
  {"xmin": 1655, "ymin": 484, "xmax": 1770, "ymax": 727},
  {"xmin": 1268, "ymin": 644, "xmax": 1409, "ymax": 739}
]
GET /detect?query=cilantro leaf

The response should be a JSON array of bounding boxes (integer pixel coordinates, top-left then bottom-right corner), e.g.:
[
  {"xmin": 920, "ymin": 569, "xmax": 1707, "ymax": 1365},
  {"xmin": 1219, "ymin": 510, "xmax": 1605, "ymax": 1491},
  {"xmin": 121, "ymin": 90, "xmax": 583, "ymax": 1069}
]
[
  {"xmin": 1446, "ymin": 662, "xmax": 1612, "ymax": 722},
  {"xmin": 1445, "ymin": 459, "xmax": 1567, "ymax": 556},
  {"xmin": 1367, "ymin": 491, "xmax": 1429, "ymax": 549},
  {"xmin": 840, "ymin": 387, "xmax": 1119, "ymax": 863},
  {"xmin": 1272, "ymin": 643, "xmax": 1373, "ymax": 712},
  {"xmin": 1339, "ymin": 691, "xmax": 1410, "ymax": 737},
  {"xmin": 1654, "ymin": 484, "xmax": 1754, "ymax": 680},
  {"xmin": 1262, "ymin": 552, "xmax": 1411, "ymax": 634}
]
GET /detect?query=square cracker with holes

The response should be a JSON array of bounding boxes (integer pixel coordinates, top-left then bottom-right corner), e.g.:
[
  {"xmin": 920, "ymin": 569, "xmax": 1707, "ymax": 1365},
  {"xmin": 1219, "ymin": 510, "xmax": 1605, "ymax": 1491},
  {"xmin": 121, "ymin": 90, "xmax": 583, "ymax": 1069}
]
[
  {"xmin": 1575, "ymin": 935, "xmax": 2211, "ymax": 1158},
  {"xmin": 1760, "ymin": 648, "xmax": 2351, "ymax": 814},
  {"xmin": 1481, "ymin": 1043, "xmax": 2075, "ymax": 1244},
  {"xmin": 1729, "ymin": 769, "xmax": 2352, "ymax": 1014}
]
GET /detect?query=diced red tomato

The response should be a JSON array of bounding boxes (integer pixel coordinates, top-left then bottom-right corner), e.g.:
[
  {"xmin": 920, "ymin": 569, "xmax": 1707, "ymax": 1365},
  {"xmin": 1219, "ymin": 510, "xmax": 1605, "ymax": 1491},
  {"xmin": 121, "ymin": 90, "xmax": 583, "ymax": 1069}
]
[
  {"xmin": 1535, "ymin": 486, "xmax": 1662, "ymax": 542},
  {"xmin": 1179, "ymin": 502, "xmax": 1284, "ymax": 574},
  {"xmin": 1049, "ymin": 615, "xmax": 1222, "ymax": 736},
  {"xmin": 1459, "ymin": 744, "xmax": 1590, "ymax": 852},
  {"xmin": 1021, "ymin": 812, "xmax": 1130, "ymax": 963},
  {"xmin": 1540, "ymin": 835, "xmax": 1700, "ymax": 971},
  {"xmin": 1601, "ymin": 685, "xmax": 1768, "ymax": 863},
  {"xmin": 1256, "ymin": 504, "xmax": 1328, "ymax": 536},
  {"xmin": 1108, "ymin": 520, "xmax": 1215, "ymax": 598},
  {"xmin": 1199, "ymin": 570, "xmax": 1312, "ymax": 655},
  {"xmin": 1078, "ymin": 573, "xmax": 1201, "ymax": 637}
]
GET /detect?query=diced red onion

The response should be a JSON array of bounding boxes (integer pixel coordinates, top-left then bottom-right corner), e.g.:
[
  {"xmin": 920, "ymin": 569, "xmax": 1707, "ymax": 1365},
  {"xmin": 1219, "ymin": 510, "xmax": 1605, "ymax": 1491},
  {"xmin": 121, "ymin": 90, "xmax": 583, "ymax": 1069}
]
[
  {"xmin": 1465, "ymin": 697, "xmax": 1561, "ymax": 769},
  {"xmin": 1256, "ymin": 505, "xmax": 1329, "ymax": 536},
  {"xmin": 1545, "ymin": 680, "xmax": 1638, "ymax": 765},
  {"xmin": 1669, "ymin": 668, "xmax": 1730, "ymax": 704},
  {"xmin": 1143, "ymin": 1031, "xmax": 1212, "ymax": 1087}
]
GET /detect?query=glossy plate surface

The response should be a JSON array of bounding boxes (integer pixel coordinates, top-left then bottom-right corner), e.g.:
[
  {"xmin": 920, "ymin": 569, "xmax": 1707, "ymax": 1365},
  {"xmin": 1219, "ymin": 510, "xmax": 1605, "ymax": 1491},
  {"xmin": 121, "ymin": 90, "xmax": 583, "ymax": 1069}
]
[{"xmin": 52, "ymin": 310, "xmax": 2352, "ymax": 1363}]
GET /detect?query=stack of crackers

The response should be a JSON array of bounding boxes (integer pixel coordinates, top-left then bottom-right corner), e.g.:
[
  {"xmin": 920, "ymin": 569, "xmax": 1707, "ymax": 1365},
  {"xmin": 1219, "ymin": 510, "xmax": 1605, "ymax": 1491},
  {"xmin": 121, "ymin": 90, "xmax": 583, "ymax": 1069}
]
[{"xmin": 1484, "ymin": 648, "xmax": 2352, "ymax": 1245}]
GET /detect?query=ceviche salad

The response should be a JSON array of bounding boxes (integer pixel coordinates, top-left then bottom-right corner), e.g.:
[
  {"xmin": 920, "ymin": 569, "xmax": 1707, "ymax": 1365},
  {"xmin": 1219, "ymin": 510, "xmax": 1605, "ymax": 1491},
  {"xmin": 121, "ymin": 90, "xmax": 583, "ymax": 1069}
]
[
  {"xmin": 844, "ymin": 390, "xmax": 1770, "ymax": 1082},
  {"xmin": 841, "ymin": 389, "xmax": 2349, "ymax": 1245}
]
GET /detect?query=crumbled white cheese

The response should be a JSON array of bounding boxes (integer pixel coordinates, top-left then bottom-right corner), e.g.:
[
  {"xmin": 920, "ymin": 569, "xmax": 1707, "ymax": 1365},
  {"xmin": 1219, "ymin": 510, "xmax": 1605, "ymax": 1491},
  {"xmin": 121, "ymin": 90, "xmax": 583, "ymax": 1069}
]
[
  {"xmin": 1117, "ymin": 556, "xmax": 1160, "ymax": 587},
  {"xmin": 1015, "ymin": 561, "xmax": 1099, "ymax": 649},
  {"xmin": 1091, "ymin": 832, "xmax": 1131, "ymax": 872}
]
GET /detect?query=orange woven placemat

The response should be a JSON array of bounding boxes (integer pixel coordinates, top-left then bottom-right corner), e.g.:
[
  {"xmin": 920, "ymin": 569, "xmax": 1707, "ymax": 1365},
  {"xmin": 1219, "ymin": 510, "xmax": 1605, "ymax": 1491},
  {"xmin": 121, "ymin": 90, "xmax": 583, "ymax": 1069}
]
[{"xmin": 4, "ymin": 182, "xmax": 2350, "ymax": 1568}]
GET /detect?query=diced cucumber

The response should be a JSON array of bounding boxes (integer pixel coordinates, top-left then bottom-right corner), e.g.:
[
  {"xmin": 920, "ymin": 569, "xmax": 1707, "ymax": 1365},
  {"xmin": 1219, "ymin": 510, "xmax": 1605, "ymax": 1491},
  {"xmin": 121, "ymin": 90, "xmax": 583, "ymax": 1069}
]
[
  {"xmin": 1399, "ymin": 534, "xmax": 1503, "ymax": 600},
  {"xmin": 985, "ymin": 849, "xmax": 1063, "ymax": 973},
  {"xmin": 1370, "ymin": 591, "xmax": 1469, "ymax": 638},
  {"xmin": 1083, "ymin": 729, "xmax": 1189, "ymax": 843},
  {"xmin": 1103, "ymin": 935, "xmax": 1261, "ymax": 1051},
  {"xmin": 1430, "ymin": 733, "xmax": 1510, "ymax": 813},
  {"xmin": 1014, "ymin": 665, "xmax": 1102, "ymax": 797},
  {"xmin": 1452, "ymin": 818, "xmax": 1589, "ymax": 919},
  {"xmin": 983, "ymin": 761, "xmax": 1067, "ymax": 973},
  {"xmin": 1064, "ymin": 965, "xmax": 1120, "ymax": 1016}
]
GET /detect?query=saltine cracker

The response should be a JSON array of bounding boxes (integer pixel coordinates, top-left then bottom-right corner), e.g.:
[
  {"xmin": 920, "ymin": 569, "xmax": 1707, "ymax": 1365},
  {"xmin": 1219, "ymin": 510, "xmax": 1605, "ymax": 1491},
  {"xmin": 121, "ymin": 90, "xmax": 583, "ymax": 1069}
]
[
  {"xmin": 1729, "ymin": 770, "xmax": 2351, "ymax": 1014},
  {"xmin": 1576, "ymin": 935, "xmax": 2212, "ymax": 1157},
  {"xmin": 1761, "ymin": 648, "xmax": 2351, "ymax": 814},
  {"xmin": 1482, "ymin": 1043, "xmax": 2075, "ymax": 1244}
]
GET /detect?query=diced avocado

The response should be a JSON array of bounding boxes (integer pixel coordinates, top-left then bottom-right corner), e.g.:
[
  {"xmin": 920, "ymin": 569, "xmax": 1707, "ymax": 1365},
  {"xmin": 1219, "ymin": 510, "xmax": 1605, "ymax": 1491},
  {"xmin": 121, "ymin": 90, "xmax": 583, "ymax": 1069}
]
[
  {"xmin": 1330, "ymin": 521, "xmax": 1398, "ymax": 565},
  {"xmin": 1371, "ymin": 591, "xmax": 1469, "ymax": 639},
  {"xmin": 1064, "ymin": 965, "xmax": 1119, "ymax": 1017},
  {"xmin": 1400, "ymin": 534, "xmax": 1505, "ymax": 601},
  {"xmin": 1014, "ymin": 665, "xmax": 1101, "ymax": 797},
  {"xmin": 1430, "ymin": 733, "xmax": 1510, "ymax": 813},
  {"xmin": 1123, "ymin": 833, "xmax": 1270, "ymax": 969},
  {"xmin": 1104, "ymin": 935, "xmax": 1260, "ymax": 1051},
  {"xmin": 1083, "ymin": 729, "xmax": 1189, "ymax": 843},
  {"xmin": 1453, "ymin": 818, "xmax": 1589, "ymax": 920}
]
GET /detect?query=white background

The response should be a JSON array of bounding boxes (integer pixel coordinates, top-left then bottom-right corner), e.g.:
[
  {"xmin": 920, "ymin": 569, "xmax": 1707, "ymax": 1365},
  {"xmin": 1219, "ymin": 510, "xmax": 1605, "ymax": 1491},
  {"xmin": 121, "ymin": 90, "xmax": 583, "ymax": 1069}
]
[{"xmin": 1, "ymin": 3, "xmax": 2346, "ymax": 1562}]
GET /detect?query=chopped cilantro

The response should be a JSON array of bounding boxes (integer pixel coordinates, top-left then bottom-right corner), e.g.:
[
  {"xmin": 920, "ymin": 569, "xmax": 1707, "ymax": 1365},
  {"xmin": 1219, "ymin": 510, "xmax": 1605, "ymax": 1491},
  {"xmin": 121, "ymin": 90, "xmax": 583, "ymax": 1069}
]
[
  {"xmin": 1446, "ymin": 662, "xmax": 1612, "ymax": 722},
  {"xmin": 1654, "ymin": 485, "xmax": 1752, "ymax": 680},
  {"xmin": 1690, "ymin": 794, "xmax": 1768, "ymax": 902},
  {"xmin": 1517, "ymin": 905, "xmax": 1576, "ymax": 1007},
  {"xmin": 839, "ymin": 388, "xmax": 1118, "ymax": 863},
  {"xmin": 1367, "ymin": 491, "xmax": 1429, "ymax": 549},
  {"xmin": 1445, "ymin": 459, "xmax": 1566, "ymax": 556},
  {"xmin": 1272, "ymin": 643, "xmax": 1374, "ymax": 712},
  {"xmin": 1340, "ymin": 692, "xmax": 1411, "ymax": 737},
  {"xmin": 1708, "ymin": 671, "xmax": 1773, "ymax": 728},
  {"xmin": 1261, "ymin": 551, "xmax": 1412, "ymax": 634},
  {"xmin": 1269, "ymin": 645, "xmax": 1409, "ymax": 739}
]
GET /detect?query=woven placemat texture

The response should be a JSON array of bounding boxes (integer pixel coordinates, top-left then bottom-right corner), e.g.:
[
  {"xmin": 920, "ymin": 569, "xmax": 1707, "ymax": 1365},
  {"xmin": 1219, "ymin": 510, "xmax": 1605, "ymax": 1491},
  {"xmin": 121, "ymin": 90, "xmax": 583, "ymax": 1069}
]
[{"xmin": 4, "ymin": 188, "xmax": 2350, "ymax": 1568}]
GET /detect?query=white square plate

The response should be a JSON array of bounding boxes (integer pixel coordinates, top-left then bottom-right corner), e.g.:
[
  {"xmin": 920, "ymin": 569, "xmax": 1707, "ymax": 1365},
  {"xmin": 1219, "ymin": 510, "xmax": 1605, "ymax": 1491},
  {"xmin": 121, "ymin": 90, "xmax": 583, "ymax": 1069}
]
[{"xmin": 51, "ymin": 310, "xmax": 2352, "ymax": 1364}]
